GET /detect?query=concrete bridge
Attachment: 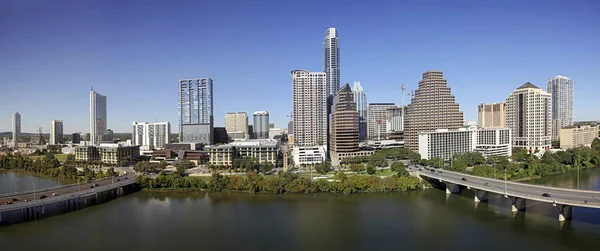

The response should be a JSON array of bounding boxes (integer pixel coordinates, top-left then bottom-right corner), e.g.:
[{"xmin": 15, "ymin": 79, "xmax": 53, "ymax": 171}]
[
  {"xmin": 417, "ymin": 168, "xmax": 600, "ymax": 221},
  {"xmin": 0, "ymin": 173, "xmax": 138, "ymax": 226}
]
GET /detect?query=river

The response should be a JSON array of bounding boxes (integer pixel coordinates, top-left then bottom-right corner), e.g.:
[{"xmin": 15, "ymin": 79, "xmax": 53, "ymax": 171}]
[{"xmin": 1, "ymin": 170, "xmax": 600, "ymax": 251}]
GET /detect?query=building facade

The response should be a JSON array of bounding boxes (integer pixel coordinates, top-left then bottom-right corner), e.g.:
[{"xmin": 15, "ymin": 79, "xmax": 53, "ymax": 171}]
[
  {"xmin": 225, "ymin": 112, "xmax": 248, "ymax": 140},
  {"xmin": 329, "ymin": 84, "xmax": 359, "ymax": 165},
  {"xmin": 292, "ymin": 70, "xmax": 327, "ymax": 147},
  {"xmin": 559, "ymin": 125, "xmax": 598, "ymax": 149},
  {"xmin": 75, "ymin": 144, "xmax": 139, "ymax": 165},
  {"xmin": 132, "ymin": 122, "xmax": 171, "ymax": 150},
  {"xmin": 50, "ymin": 120, "xmax": 64, "ymax": 145},
  {"xmin": 474, "ymin": 128, "xmax": 512, "ymax": 157},
  {"xmin": 405, "ymin": 71, "xmax": 464, "ymax": 151},
  {"xmin": 478, "ymin": 102, "xmax": 506, "ymax": 128},
  {"xmin": 293, "ymin": 146, "xmax": 326, "ymax": 167},
  {"xmin": 12, "ymin": 112, "xmax": 21, "ymax": 145},
  {"xmin": 90, "ymin": 89, "xmax": 107, "ymax": 146},
  {"xmin": 367, "ymin": 103, "xmax": 396, "ymax": 140},
  {"xmin": 207, "ymin": 139, "xmax": 279, "ymax": 167},
  {"xmin": 253, "ymin": 111, "xmax": 269, "ymax": 139},
  {"xmin": 506, "ymin": 82, "xmax": 552, "ymax": 153},
  {"xmin": 72, "ymin": 133, "xmax": 81, "ymax": 144},
  {"xmin": 386, "ymin": 107, "xmax": 405, "ymax": 133},
  {"xmin": 547, "ymin": 75, "xmax": 574, "ymax": 140},
  {"xmin": 179, "ymin": 78, "xmax": 214, "ymax": 145},
  {"xmin": 323, "ymin": 28, "xmax": 340, "ymax": 98},
  {"xmin": 418, "ymin": 127, "xmax": 511, "ymax": 161},
  {"xmin": 352, "ymin": 81, "xmax": 367, "ymax": 141}
]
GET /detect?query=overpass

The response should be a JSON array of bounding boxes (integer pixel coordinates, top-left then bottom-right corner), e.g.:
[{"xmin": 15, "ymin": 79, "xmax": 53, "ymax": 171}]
[{"xmin": 416, "ymin": 167, "xmax": 600, "ymax": 221}]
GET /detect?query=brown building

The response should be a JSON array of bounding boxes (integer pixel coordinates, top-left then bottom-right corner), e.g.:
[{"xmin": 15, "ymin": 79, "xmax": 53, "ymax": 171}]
[
  {"xmin": 330, "ymin": 84, "xmax": 360, "ymax": 166},
  {"xmin": 478, "ymin": 102, "xmax": 506, "ymax": 128},
  {"xmin": 405, "ymin": 71, "xmax": 464, "ymax": 151}
]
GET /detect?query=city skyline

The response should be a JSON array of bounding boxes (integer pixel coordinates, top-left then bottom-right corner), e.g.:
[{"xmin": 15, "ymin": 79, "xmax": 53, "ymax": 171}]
[{"xmin": 1, "ymin": 0, "xmax": 599, "ymax": 133}]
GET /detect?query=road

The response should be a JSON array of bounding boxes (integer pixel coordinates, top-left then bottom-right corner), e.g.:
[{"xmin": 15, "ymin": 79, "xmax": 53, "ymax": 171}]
[
  {"xmin": 411, "ymin": 165, "xmax": 600, "ymax": 208},
  {"xmin": 0, "ymin": 173, "xmax": 137, "ymax": 205}
]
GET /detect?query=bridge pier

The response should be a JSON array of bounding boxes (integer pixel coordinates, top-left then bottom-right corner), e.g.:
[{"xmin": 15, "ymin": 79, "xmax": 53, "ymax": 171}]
[
  {"xmin": 472, "ymin": 189, "xmax": 489, "ymax": 203},
  {"xmin": 508, "ymin": 196, "xmax": 526, "ymax": 212},
  {"xmin": 555, "ymin": 204, "xmax": 572, "ymax": 222},
  {"xmin": 444, "ymin": 182, "xmax": 460, "ymax": 194}
]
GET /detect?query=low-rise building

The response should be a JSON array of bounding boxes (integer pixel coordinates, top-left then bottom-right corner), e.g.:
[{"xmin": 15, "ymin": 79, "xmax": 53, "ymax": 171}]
[
  {"xmin": 206, "ymin": 139, "xmax": 279, "ymax": 167},
  {"xmin": 560, "ymin": 125, "xmax": 599, "ymax": 149},
  {"xmin": 474, "ymin": 128, "xmax": 512, "ymax": 157},
  {"xmin": 418, "ymin": 127, "xmax": 511, "ymax": 161},
  {"xmin": 75, "ymin": 143, "xmax": 139, "ymax": 165},
  {"xmin": 293, "ymin": 146, "xmax": 326, "ymax": 167}
]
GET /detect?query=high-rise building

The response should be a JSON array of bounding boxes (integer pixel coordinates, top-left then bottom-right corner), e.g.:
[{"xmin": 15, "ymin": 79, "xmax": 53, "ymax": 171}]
[
  {"xmin": 292, "ymin": 70, "xmax": 327, "ymax": 147},
  {"xmin": 547, "ymin": 75, "xmax": 574, "ymax": 141},
  {"xmin": 132, "ymin": 122, "xmax": 171, "ymax": 150},
  {"xmin": 50, "ymin": 120, "xmax": 64, "ymax": 145},
  {"xmin": 352, "ymin": 81, "xmax": 367, "ymax": 141},
  {"xmin": 247, "ymin": 125, "xmax": 255, "ymax": 139},
  {"xmin": 179, "ymin": 78, "xmax": 214, "ymax": 145},
  {"xmin": 102, "ymin": 129, "xmax": 114, "ymax": 142},
  {"xmin": 225, "ymin": 112, "xmax": 249, "ymax": 140},
  {"xmin": 12, "ymin": 112, "xmax": 21, "ymax": 144},
  {"xmin": 478, "ymin": 102, "xmax": 506, "ymax": 128},
  {"xmin": 287, "ymin": 120, "xmax": 293, "ymax": 135},
  {"xmin": 506, "ymin": 82, "xmax": 552, "ymax": 153},
  {"xmin": 418, "ymin": 127, "xmax": 511, "ymax": 161},
  {"xmin": 559, "ymin": 125, "xmax": 598, "ymax": 150},
  {"xmin": 72, "ymin": 133, "xmax": 81, "ymax": 144},
  {"xmin": 330, "ymin": 84, "xmax": 359, "ymax": 160},
  {"xmin": 90, "ymin": 89, "xmax": 107, "ymax": 146},
  {"xmin": 405, "ymin": 71, "xmax": 464, "ymax": 151},
  {"xmin": 367, "ymin": 103, "xmax": 396, "ymax": 140},
  {"xmin": 323, "ymin": 28, "xmax": 340, "ymax": 98},
  {"xmin": 253, "ymin": 111, "xmax": 269, "ymax": 139},
  {"xmin": 386, "ymin": 107, "xmax": 405, "ymax": 132}
]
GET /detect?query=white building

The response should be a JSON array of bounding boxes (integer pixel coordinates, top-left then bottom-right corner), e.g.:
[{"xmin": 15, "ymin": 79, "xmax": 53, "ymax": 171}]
[
  {"xmin": 418, "ymin": 127, "xmax": 512, "ymax": 161},
  {"xmin": 351, "ymin": 82, "xmax": 368, "ymax": 141},
  {"xmin": 225, "ymin": 112, "xmax": 248, "ymax": 140},
  {"xmin": 50, "ymin": 120, "xmax": 64, "ymax": 145},
  {"xmin": 293, "ymin": 146, "xmax": 326, "ymax": 167},
  {"xmin": 269, "ymin": 128, "xmax": 282, "ymax": 139},
  {"xmin": 547, "ymin": 75, "xmax": 574, "ymax": 141},
  {"xmin": 323, "ymin": 28, "xmax": 340, "ymax": 98},
  {"xmin": 291, "ymin": 70, "xmax": 327, "ymax": 147},
  {"xmin": 367, "ymin": 103, "xmax": 396, "ymax": 140},
  {"xmin": 90, "ymin": 89, "xmax": 107, "ymax": 146},
  {"xmin": 12, "ymin": 112, "xmax": 21, "ymax": 145},
  {"xmin": 386, "ymin": 106, "xmax": 405, "ymax": 132},
  {"xmin": 506, "ymin": 82, "xmax": 552, "ymax": 153},
  {"xmin": 132, "ymin": 122, "xmax": 171, "ymax": 150}
]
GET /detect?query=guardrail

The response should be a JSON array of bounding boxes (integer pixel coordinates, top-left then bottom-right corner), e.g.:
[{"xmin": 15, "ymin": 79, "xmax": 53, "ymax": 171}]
[
  {"xmin": 0, "ymin": 179, "xmax": 137, "ymax": 213},
  {"xmin": 0, "ymin": 175, "xmax": 130, "ymax": 198},
  {"xmin": 418, "ymin": 171, "xmax": 600, "ymax": 208}
]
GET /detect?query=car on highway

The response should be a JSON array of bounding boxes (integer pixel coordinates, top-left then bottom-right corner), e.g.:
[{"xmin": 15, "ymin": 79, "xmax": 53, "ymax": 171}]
[
  {"xmin": 5, "ymin": 201, "xmax": 13, "ymax": 204},
  {"xmin": 39, "ymin": 195, "xmax": 47, "ymax": 199},
  {"xmin": 52, "ymin": 193, "xmax": 59, "ymax": 196},
  {"xmin": 116, "ymin": 179, "xmax": 120, "ymax": 181},
  {"xmin": 124, "ymin": 177, "xmax": 128, "ymax": 180},
  {"xmin": 11, "ymin": 198, "xmax": 18, "ymax": 201},
  {"xmin": 430, "ymin": 169, "xmax": 435, "ymax": 173},
  {"xmin": 461, "ymin": 177, "xmax": 467, "ymax": 181},
  {"xmin": 484, "ymin": 182, "xmax": 489, "ymax": 186},
  {"xmin": 437, "ymin": 170, "xmax": 442, "ymax": 173},
  {"xmin": 94, "ymin": 183, "xmax": 100, "ymax": 186},
  {"xmin": 542, "ymin": 193, "xmax": 551, "ymax": 198}
]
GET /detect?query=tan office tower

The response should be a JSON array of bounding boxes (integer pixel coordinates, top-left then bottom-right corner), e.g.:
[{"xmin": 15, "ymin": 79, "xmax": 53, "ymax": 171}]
[
  {"xmin": 405, "ymin": 71, "xmax": 464, "ymax": 151},
  {"xmin": 291, "ymin": 70, "xmax": 327, "ymax": 147},
  {"xmin": 225, "ymin": 112, "xmax": 248, "ymax": 140},
  {"xmin": 330, "ymin": 84, "xmax": 359, "ymax": 157},
  {"xmin": 478, "ymin": 102, "xmax": 506, "ymax": 128}
]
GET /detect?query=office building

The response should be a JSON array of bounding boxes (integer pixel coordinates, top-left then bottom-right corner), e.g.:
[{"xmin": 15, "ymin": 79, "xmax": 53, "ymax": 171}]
[
  {"xmin": 329, "ymin": 84, "xmax": 362, "ymax": 166},
  {"xmin": 386, "ymin": 107, "xmax": 405, "ymax": 132},
  {"xmin": 323, "ymin": 28, "xmax": 340, "ymax": 98},
  {"xmin": 72, "ymin": 133, "xmax": 81, "ymax": 144},
  {"xmin": 12, "ymin": 112, "xmax": 21, "ymax": 144},
  {"xmin": 90, "ymin": 89, "xmax": 107, "ymax": 146},
  {"xmin": 291, "ymin": 70, "xmax": 327, "ymax": 147},
  {"xmin": 367, "ymin": 103, "xmax": 396, "ymax": 140},
  {"xmin": 132, "ymin": 122, "xmax": 171, "ymax": 150},
  {"xmin": 253, "ymin": 111, "xmax": 269, "ymax": 139},
  {"xmin": 213, "ymin": 127, "xmax": 229, "ymax": 144},
  {"xmin": 559, "ymin": 125, "xmax": 598, "ymax": 149},
  {"xmin": 179, "ymin": 78, "xmax": 214, "ymax": 145},
  {"xmin": 418, "ymin": 127, "xmax": 511, "ymax": 161},
  {"xmin": 352, "ymin": 81, "xmax": 368, "ymax": 141},
  {"xmin": 269, "ymin": 123, "xmax": 275, "ymax": 129},
  {"xmin": 506, "ymin": 82, "xmax": 552, "ymax": 153},
  {"xmin": 225, "ymin": 112, "xmax": 248, "ymax": 140},
  {"xmin": 207, "ymin": 139, "xmax": 279, "ymax": 167},
  {"xmin": 405, "ymin": 71, "xmax": 464, "ymax": 151},
  {"xmin": 50, "ymin": 120, "xmax": 64, "ymax": 145},
  {"xmin": 269, "ymin": 128, "xmax": 282, "ymax": 139},
  {"xmin": 293, "ymin": 146, "xmax": 326, "ymax": 167},
  {"xmin": 547, "ymin": 75, "xmax": 574, "ymax": 140},
  {"xmin": 287, "ymin": 120, "xmax": 293, "ymax": 135},
  {"xmin": 475, "ymin": 128, "xmax": 512, "ymax": 157},
  {"xmin": 75, "ymin": 143, "xmax": 140, "ymax": 165},
  {"xmin": 478, "ymin": 102, "xmax": 506, "ymax": 128},
  {"xmin": 101, "ymin": 129, "xmax": 114, "ymax": 142}
]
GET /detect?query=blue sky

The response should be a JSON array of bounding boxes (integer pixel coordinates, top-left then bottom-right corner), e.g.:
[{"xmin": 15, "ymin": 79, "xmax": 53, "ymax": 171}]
[{"xmin": 1, "ymin": 0, "xmax": 598, "ymax": 133}]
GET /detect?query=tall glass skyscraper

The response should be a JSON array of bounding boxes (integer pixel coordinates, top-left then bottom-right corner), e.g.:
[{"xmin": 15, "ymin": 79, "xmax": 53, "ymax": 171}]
[
  {"xmin": 352, "ymin": 81, "xmax": 367, "ymax": 141},
  {"xmin": 323, "ymin": 28, "xmax": 340, "ymax": 97},
  {"xmin": 547, "ymin": 75, "xmax": 574, "ymax": 141},
  {"xmin": 90, "ymin": 89, "xmax": 107, "ymax": 146},
  {"xmin": 253, "ymin": 111, "xmax": 269, "ymax": 139},
  {"xmin": 179, "ymin": 78, "xmax": 214, "ymax": 145},
  {"xmin": 12, "ymin": 112, "xmax": 21, "ymax": 145}
]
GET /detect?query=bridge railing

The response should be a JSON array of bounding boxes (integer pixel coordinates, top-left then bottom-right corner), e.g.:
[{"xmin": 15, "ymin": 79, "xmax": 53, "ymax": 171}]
[
  {"xmin": 0, "ymin": 174, "xmax": 130, "ymax": 198},
  {"xmin": 0, "ymin": 179, "xmax": 137, "ymax": 213}
]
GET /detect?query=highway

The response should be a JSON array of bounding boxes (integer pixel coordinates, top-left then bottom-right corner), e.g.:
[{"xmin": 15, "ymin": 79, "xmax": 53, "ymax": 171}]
[
  {"xmin": 412, "ymin": 165, "xmax": 600, "ymax": 208},
  {"xmin": 0, "ymin": 173, "xmax": 137, "ymax": 205}
]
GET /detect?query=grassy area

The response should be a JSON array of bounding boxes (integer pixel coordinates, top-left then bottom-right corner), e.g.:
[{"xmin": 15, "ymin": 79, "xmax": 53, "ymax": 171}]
[{"xmin": 28, "ymin": 154, "xmax": 69, "ymax": 164}]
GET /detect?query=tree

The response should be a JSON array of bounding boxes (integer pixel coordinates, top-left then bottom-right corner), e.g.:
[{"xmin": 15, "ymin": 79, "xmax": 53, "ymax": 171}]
[
  {"xmin": 314, "ymin": 161, "xmax": 331, "ymax": 174},
  {"xmin": 350, "ymin": 163, "xmax": 364, "ymax": 173},
  {"xmin": 592, "ymin": 138, "xmax": 600, "ymax": 152},
  {"xmin": 260, "ymin": 162, "xmax": 274, "ymax": 174},
  {"xmin": 391, "ymin": 162, "xmax": 408, "ymax": 176},
  {"xmin": 366, "ymin": 165, "xmax": 375, "ymax": 175}
]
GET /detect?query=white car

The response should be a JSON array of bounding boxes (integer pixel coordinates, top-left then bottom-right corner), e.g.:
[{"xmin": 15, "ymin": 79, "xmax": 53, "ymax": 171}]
[{"xmin": 52, "ymin": 193, "xmax": 59, "ymax": 196}]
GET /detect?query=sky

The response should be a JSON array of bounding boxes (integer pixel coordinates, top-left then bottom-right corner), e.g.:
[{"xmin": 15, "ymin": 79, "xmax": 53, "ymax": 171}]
[{"xmin": 0, "ymin": 0, "xmax": 599, "ymax": 134}]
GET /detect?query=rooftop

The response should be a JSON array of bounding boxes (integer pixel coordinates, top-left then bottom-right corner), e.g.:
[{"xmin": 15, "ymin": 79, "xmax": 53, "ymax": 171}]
[{"xmin": 517, "ymin": 82, "xmax": 540, "ymax": 90}]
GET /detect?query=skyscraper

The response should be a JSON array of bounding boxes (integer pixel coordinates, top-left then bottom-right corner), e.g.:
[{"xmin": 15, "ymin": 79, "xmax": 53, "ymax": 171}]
[
  {"xmin": 405, "ymin": 71, "xmax": 464, "ymax": 151},
  {"xmin": 323, "ymin": 28, "xmax": 340, "ymax": 98},
  {"xmin": 506, "ymin": 82, "xmax": 552, "ymax": 153},
  {"xmin": 225, "ymin": 112, "xmax": 249, "ymax": 140},
  {"xmin": 90, "ymin": 89, "xmax": 107, "ymax": 146},
  {"xmin": 352, "ymin": 81, "xmax": 367, "ymax": 141},
  {"xmin": 292, "ymin": 70, "xmax": 327, "ymax": 146},
  {"xmin": 330, "ymin": 84, "xmax": 359, "ymax": 160},
  {"xmin": 179, "ymin": 78, "xmax": 214, "ymax": 145},
  {"xmin": 12, "ymin": 112, "xmax": 21, "ymax": 144},
  {"xmin": 367, "ymin": 103, "xmax": 396, "ymax": 140},
  {"xmin": 132, "ymin": 122, "xmax": 171, "ymax": 149},
  {"xmin": 547, "ymin": 75, "xmax": 574, "ymax": 141},
  {"xmin": 50, "ymin": 120, "xmax": 64, "ymax": 145},
  {"xmin": 478, "ymin": 102, "xmax": 506, "ymax": 128},
  {"xmin": 253, "ymin": 111, "xmax": 269, "ymax": 139}
]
